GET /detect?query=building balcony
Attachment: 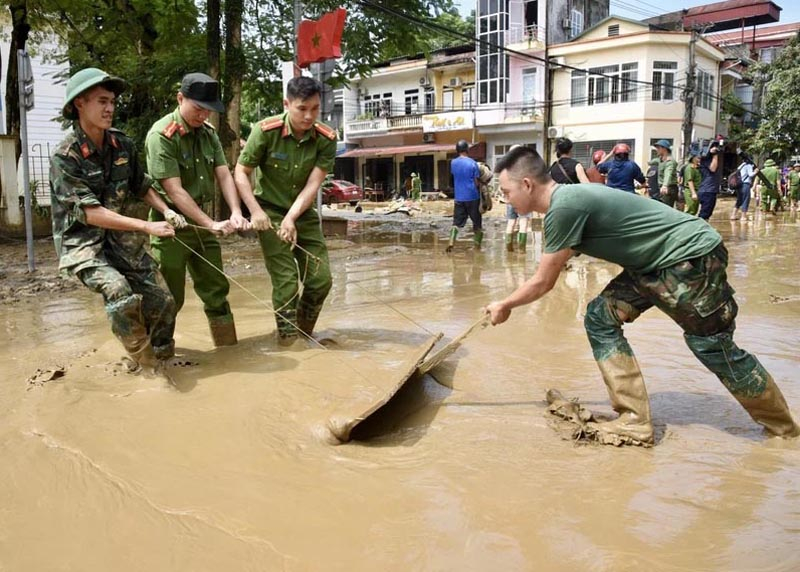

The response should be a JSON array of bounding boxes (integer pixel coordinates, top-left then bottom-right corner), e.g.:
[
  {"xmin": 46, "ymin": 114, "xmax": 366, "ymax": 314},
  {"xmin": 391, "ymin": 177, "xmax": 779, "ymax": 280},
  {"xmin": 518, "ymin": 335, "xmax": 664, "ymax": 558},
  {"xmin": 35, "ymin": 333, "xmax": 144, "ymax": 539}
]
[
  {"xmin": 346, "ymin": 113, "xmax": 424, "ymax": 138},
  {"xmin": 506, "ymin": 24, "xmax": 545, "ymax": 50}
]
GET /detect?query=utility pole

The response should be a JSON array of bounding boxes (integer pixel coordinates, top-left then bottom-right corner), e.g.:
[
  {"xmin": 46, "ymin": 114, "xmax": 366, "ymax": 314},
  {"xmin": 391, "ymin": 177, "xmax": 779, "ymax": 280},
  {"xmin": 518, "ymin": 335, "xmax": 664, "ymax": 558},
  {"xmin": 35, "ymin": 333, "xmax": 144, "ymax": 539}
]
[
  {"xmin": 17, "ymin": 49, "xmax": 35, "ymax": 272},
  {"xmin": 681, "ymin": 28, "xmax": 697, "ymax": 159}
]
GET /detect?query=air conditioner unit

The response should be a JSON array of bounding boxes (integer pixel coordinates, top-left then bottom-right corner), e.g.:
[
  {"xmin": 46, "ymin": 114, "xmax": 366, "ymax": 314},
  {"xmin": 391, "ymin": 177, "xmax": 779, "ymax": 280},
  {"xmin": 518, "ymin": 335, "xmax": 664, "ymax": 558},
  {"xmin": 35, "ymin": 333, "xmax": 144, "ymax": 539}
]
[
  {"xmin": 419, "ymin": 77, "xmax": 428, "ymax": 86},
  {"xmin": 449, "ymin": 77, "xmax": 463, "ymax": 87},
  {"xmin": 547, "ymin": 126, "xmax": 564, "ymax": 138},
  {"xmin": 562, "ymin": 17, "xmax": 572, "ymax": 29},
  {"xmin": 422, "ymin": 133, "xmax": 435, "ymax": 143}
]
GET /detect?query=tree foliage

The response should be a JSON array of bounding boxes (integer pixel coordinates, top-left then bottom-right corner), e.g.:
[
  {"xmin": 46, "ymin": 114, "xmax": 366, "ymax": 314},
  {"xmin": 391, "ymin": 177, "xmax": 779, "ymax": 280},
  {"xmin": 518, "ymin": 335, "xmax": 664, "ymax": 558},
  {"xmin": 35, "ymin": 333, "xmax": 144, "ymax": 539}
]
[
  {"xmin": 8, "ymin": 0, "xmax": 469, "ymax": 153},
  {"xmin": 749, "ymin": 32, "xmax": 800, "ymax": 160}
]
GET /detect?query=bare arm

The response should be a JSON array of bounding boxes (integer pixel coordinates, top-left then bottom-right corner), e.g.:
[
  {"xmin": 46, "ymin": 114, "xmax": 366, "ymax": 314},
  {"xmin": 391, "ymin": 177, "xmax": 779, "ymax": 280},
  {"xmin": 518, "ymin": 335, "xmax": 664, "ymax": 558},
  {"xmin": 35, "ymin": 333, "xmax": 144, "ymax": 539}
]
[
  {"xmin": 485, "ymin": 248, "xmax": 575, "ymax": 325},
  {"xmin": 278, "ymin": 166, "xmax": 328, "ymax": 243},
  {"xmin": 233, "ymin": 163, "xmax": 271, "ymax": 231},
  {"xmin": 709, "ymin": 153, "xmax": 719, "ymax": 173},
  {"xmin": 84, "ymin": 205, "xmax": 174, "ymax": 238},
  {"xmin": 575, "ymin": 163, "xmax": 590, "ymax": 184},
  {"xmin": 141, "ymin": 188, "xmax": 171, "ymax": 215}
]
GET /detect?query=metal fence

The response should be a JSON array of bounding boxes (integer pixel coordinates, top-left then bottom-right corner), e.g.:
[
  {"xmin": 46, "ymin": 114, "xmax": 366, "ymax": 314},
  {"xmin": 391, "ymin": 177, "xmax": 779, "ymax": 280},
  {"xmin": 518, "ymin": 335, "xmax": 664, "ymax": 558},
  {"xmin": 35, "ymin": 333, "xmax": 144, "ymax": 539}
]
[{"xmin": 28, "ymin": 142, "xmax": 53, "ymax": 205}]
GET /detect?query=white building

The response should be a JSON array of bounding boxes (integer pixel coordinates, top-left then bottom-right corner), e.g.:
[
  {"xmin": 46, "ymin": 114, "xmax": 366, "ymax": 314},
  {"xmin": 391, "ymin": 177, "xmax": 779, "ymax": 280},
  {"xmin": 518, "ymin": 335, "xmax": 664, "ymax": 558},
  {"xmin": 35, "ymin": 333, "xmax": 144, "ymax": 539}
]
[{"xmin": 0, "ymin": 19, "xmax": 67, "ymax": 220}]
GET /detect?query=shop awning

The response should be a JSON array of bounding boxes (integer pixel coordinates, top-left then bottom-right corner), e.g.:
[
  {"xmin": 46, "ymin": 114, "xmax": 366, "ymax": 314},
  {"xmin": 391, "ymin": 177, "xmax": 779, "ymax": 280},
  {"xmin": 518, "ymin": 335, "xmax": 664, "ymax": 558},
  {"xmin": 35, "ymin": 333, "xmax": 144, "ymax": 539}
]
[{"xmin": 339, "ymin": 143, "xmax": 453, "ymax": 158}]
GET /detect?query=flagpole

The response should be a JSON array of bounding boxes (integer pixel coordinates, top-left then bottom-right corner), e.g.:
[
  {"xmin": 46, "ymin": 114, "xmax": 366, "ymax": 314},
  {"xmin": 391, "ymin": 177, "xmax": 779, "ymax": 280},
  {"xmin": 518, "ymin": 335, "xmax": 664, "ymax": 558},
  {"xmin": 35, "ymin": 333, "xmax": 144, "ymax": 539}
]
[{"xmin": 293, "ymin": 0, "xmax": 303, "ymax": 77}]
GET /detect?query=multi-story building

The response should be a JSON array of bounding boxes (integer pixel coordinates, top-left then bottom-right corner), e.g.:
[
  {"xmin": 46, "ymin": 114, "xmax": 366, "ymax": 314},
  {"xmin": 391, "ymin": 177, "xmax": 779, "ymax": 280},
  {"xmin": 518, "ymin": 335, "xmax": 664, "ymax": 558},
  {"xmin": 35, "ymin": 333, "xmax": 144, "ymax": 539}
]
[
  {"xmin": 339, "ymin": 45, "xmax": 477, "ymax": 197},
  {"xmin": 548, "ymin": 15, "xmax": 725, "ymax": 167}
]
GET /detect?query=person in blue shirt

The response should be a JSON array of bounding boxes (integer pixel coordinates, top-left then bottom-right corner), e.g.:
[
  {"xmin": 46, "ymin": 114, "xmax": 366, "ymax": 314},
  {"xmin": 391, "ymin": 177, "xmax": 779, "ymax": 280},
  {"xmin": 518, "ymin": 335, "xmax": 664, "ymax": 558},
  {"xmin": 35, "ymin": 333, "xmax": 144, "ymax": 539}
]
[
  {"xmin": 698, "ymin": 141, "xmax": 722, "ymax": 220},
  {"xmin": 446, "ymin": 140, "xmax": 482, "ymax": 252},
  {"xmin": 597, "ymin": 143, "xmax": 645, "ymax": 193}
]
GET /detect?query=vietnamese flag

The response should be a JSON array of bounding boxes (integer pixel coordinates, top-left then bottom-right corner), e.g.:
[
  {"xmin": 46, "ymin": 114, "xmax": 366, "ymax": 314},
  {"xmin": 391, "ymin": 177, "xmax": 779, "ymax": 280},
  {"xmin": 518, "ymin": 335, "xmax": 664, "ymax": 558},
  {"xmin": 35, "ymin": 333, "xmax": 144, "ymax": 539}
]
[{"xmin": 297, "ymin": 8, "xmax": 347, "ymax": 68}]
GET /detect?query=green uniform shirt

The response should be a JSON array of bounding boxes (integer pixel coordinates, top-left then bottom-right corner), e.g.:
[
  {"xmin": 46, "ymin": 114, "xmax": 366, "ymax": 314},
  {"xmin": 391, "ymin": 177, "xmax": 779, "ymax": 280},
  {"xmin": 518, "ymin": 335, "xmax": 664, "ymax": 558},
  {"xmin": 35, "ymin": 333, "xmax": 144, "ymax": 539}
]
[
  {"xmin": 50, "ymin": 125, "xmax": 153, "ymax": 273},
  {"xmin": 543, "ymin": 184, "xmax": 722, "ymax": 274},
  {"xmin": 683, "ymin": 163, "xmax": 701, "ymax": 192},
  {"xmin": 789, "ymin": 171, "xmax": 800, "ymax": 190},
  {"xmin": 760, "ymin": 163, "xmax": 780, "ymax": 191},
  {"xmin": 237, "ymin": 112, "xmax": 337, "ymax": 212},
  {"xmin": 658, "ymin": 156, "xmax": 678, "ymax": 187},
  {"xmin": 145, "ymin": 108, "xmax": 227, "ymax": 211}
]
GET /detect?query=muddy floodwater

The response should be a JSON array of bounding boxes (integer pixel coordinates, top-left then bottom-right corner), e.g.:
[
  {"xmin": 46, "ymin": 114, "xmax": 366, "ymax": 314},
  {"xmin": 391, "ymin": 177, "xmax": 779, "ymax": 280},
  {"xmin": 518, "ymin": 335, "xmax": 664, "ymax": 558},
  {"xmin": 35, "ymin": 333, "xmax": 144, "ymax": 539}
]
[{"xmin": 1, "ymin": 202, "xmax": 799, "ymax": 571}]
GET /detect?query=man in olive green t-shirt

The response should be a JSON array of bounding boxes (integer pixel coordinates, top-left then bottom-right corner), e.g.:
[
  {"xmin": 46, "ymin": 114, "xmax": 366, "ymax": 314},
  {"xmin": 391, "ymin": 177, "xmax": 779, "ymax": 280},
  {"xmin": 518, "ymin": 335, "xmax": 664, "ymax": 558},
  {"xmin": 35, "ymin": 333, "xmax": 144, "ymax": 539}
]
[
  {"xmin": 146, "ymin": 73, "xmax": 247, "ymax": 353},
  {"xmin": 234, "ymin": 77, "xmax": 336, "ymax": 346},
  {"xmin": 484, "ymin": 146, "xmax": 798, "ymax": 447},
  {"xmin": 655, "ymin": 139, "xmax": 679, "ymax": 208}
]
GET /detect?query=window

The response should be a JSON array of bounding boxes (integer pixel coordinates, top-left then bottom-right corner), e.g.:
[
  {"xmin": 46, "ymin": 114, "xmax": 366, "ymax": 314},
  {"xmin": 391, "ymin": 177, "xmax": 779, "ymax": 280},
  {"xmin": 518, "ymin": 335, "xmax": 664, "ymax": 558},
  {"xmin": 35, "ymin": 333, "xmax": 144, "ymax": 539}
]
[
  {"xmin": 442, "ymin": 89, "xmax": 454, "ymax": 111},
  {"xmin": 522, "ymin": 68, "xmax": 537, "ymax": 110},
  {"xmin": 462, "ymin": 84, "xmax": 475, "ymax": 109},
  {"xmin": 404, "ymin": 88, "xmax": 419, "ymax": 115},
  {"xmin": 524, "ymin": 0, "xmax": 538, "ymax": 33},
  {"xmin": 570, "ymin": 9, "xmax": 583, "ymax": 38},
  {"xmin": 424, "ymin": 88, "xmax": 435, "ymax": 113},
  {"xmin": 620, "ymin": 63, "xmax": 638, "ymax": 103},
  {"xmin": 571, "ymin": 63, "xmax": 637, "ymax": 107},
  {"xmin": 697, "ymin": 70, "xmax": 714, "ymax": 110},
  {"xmin": 608, "ymin": 24, "xmax": 619, "ymax": 37},
  {"xmin": 477, "ymin": 0, "xmax": 509, "ymax": 105},
  {"xmin": 652, "ymin": 61, "xmax": 677, "ymax": 101},
  {"xmin": 571, "ymin": 70, "xmax": 587, "ymax": 107}
]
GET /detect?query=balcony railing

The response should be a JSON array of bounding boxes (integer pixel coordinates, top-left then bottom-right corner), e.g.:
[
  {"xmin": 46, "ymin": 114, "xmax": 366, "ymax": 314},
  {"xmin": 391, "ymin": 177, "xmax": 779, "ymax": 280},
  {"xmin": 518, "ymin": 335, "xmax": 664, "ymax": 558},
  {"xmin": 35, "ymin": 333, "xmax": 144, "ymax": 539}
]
[
  {"xmin": 388, "ymin": 114, "xmax": 423, "ymax": 130},
  {"xmin": 347, "ymin": 117, "xmax": 388, "ymax": 136},
  {"xmin": 506, "ymin": 24, "xmax": 545, "ymax": 47}
]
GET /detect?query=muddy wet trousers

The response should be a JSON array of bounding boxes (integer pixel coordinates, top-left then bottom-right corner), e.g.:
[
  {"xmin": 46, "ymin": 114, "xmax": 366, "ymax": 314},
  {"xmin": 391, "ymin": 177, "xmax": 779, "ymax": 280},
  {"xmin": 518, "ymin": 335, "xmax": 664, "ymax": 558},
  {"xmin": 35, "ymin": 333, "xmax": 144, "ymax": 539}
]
[
  {"xmin": 258, "ymin": 209, "xmax": 332, "ymax": 342},
  {"xmin": 584, "ymin": 243, "xmax": 799, "ymax": 438},
  {"xmin": 76, "ymin": 249, "xmax": 176, "ymax": 363},
  {"xmin": 150, "ymin": 228, "xmax": 236, "ymax": 349}
]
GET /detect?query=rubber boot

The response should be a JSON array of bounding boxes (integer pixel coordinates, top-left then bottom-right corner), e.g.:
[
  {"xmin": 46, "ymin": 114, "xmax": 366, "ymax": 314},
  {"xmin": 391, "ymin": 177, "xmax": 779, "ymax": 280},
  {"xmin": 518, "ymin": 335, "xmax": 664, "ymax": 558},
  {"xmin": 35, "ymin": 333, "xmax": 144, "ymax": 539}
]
[
  {"xmin": 276, "ymin": 308, "xmax": 299, "ymax": 347},
  {"xmin": 729, "ymin": 207, "xmax": 740, "ymax": 220},
  {"xmin": 473, "ymin": 230, "xmax": 484, "ymax": 251},
  {"xmin": 297, "ymin": 300, "xmax": 321, "ymax": 338},
  {"xmin": 505, "ymin": 232, "xmax": 515, "ymax": 252},
  {"xmin": 517, "ymin": 231, "xmax": 528, "ymax": 253},
  {"xmin": 209, "ymin": 316, "xmax": 238, "ymax": 347},
  {"xmin": 109, "ymin": 294, "xmax": 167, "ymax": 379},
  {"xmin": 445, "ymin": 227, "xmax": 458, "ymax": 253},
  {"xmin": 587, "ymin": 353, "xmax": 655, "ymax": 446},
  {"xmin": 732, "ymin": 375, "xmax": 800, "ymax": 437}
]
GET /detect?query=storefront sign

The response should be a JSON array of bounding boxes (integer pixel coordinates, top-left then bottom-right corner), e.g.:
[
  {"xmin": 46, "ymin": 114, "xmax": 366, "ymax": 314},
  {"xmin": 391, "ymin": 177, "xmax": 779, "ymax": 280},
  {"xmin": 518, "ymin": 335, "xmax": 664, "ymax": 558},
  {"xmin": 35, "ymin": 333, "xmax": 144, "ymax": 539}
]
[{"xmin": 422, "ymin": 111, "xmax": 474, "ymax": 133}]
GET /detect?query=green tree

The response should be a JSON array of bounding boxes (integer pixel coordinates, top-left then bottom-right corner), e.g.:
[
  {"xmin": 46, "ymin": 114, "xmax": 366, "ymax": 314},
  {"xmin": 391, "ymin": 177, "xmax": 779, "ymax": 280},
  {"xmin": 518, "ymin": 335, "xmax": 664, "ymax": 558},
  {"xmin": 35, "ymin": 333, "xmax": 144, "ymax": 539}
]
[{"xmin": 750, "ymin": 32, "xmax": 800, "ymax": 159}]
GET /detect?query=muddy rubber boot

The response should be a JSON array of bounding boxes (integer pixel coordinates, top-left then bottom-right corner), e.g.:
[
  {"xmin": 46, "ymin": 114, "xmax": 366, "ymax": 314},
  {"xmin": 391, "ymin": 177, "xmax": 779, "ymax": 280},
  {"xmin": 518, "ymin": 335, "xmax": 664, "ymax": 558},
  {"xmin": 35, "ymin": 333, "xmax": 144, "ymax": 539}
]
[
  {"xmin": 729, "ymin": 207, "xmax": 740, "ymax": 220},
  {"xmin": 209, "ymin": 316, "xmax": 237, "ymax": 347},
  {"xmin": 445, "ymin": 227, "xmax": 458, "ymax": 253},
  {"xmin": 517, "ymin": 231, "xmax": 527, "ymax": 253},
  {"xmin": 505, "ymin": 232, "xmax": 515, "ymax": 252},
  {"xmin": 473, "ymin": 230, "xmax": 484, "ymax": 251},
  {"xmin": 587, "ymin": 353, "xmax": 655, "ymax": 446},
  {"xmin": 732, "ymin": 375, "xmax": 800, "ymax": 437}
]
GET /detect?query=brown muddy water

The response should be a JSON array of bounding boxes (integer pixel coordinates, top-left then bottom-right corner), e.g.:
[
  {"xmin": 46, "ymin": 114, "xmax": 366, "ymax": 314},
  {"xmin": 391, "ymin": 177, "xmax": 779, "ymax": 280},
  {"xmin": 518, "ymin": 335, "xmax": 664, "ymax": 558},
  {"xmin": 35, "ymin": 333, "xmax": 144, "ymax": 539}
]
[{"xmin": 1, "ymin": 202, "xmax": 799, "ymax": 571}]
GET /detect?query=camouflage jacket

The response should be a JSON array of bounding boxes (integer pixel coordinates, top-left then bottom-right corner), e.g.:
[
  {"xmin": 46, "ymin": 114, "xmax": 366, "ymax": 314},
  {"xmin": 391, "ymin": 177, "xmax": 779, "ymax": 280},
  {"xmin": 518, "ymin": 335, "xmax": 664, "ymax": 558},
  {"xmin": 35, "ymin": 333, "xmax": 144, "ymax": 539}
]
[{"xmin": 50, "ymin": 125, "xmax": 154, "ymax": 273}]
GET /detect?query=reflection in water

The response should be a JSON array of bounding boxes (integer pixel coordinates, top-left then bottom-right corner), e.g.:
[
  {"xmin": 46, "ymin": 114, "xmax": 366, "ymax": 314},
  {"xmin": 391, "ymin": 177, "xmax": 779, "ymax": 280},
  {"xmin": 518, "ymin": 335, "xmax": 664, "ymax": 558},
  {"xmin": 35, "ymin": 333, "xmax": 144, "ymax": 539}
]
[{"xmin": 0, "ymin": 202, "xmax": 798, "ymax": 571}]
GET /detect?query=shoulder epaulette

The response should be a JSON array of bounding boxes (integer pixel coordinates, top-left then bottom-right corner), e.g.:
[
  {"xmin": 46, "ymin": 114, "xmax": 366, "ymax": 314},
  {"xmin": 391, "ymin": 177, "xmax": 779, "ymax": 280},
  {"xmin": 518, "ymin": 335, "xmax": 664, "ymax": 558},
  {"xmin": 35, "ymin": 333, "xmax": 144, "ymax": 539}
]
[
  {"xmin": 314, "ymin": 122, "xmax": 337, "ymax": 141},
  {"xmin": 162, "ymin": 120, "xmax": 187, "ymax": 139},
  {"xmin": 260, "ymin": 117, "xmax": 285, "ymax": 132},
  {"xmin": 80, "ymin": 142, "xmax": 91, "ymax": 158}
]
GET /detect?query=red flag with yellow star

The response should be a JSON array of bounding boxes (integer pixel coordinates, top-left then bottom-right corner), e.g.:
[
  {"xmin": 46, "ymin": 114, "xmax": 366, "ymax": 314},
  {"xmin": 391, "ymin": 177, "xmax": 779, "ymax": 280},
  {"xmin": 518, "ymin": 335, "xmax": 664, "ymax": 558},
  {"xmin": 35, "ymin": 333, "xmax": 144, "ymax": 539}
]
[{"xmin": 297, "ymin": 8, "xmax": 347, "ymax": 69}]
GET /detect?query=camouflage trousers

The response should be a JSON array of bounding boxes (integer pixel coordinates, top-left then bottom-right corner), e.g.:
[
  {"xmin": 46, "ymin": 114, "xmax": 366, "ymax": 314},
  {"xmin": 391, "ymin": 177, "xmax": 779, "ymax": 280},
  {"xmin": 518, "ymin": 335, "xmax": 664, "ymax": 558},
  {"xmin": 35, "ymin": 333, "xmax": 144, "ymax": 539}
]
[
  {"xmin": 257, "ymin": 208, "xmax": 332, "ymax": 340},
  {"xmin": 585, "ymin": 243, "xmax": 771, "ymax": 398},
  {"xmin": 76, "ymin": 250, "xmax": 176, "ymax": 359}
]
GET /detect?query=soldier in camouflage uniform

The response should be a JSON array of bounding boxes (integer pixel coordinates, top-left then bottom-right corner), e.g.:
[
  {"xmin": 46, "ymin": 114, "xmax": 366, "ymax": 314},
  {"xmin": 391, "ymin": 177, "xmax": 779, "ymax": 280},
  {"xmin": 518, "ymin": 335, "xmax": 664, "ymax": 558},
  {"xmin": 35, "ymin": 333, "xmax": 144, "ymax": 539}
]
[
  {"xmin": 486, "ymin": 146, "xmax": 799, "ymax": 446},
  {"xmin": 50, "ymin": 68, "xmax": 181, "ymax": 373},
  {"xmin": 234, "ymin": 77, "xmax": 336, "ymax": 346},
  {"xmin": 146, "ymin": 73, "xmax": 247, "ymax": 352}
]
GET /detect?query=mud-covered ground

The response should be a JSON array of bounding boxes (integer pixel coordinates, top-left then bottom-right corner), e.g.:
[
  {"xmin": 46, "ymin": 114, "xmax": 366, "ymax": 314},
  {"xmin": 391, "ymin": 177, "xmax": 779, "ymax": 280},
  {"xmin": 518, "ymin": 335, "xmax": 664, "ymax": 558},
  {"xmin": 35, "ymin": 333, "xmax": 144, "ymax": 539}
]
[{"xmin": 1, "ymin": 198, "xmax": 799, "ymax": 572}]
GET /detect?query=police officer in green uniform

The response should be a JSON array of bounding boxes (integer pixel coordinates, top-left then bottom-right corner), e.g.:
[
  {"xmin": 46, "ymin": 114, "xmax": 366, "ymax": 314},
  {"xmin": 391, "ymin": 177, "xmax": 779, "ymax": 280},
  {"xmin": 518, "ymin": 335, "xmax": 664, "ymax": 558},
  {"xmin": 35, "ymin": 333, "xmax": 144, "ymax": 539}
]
[
  {"xmin": 50, "ymin": 68, "xmax": 179, "ymax": 375},
  {"xmin": 146, "ymin": 73, "xmax": 247, "ymax": 353},
  {"xmin": 234, "ymin": 77, "xmax": 336, "ymax": 346},
  {"xmin": 486, "ymin": 146, "xmax": 799, "ymax": 446}
]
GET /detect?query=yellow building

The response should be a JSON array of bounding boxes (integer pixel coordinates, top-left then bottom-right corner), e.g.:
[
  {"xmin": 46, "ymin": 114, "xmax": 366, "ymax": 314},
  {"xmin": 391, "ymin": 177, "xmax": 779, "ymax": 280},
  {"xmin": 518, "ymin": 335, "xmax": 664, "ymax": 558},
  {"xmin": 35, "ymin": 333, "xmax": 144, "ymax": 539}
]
[{"xmin": 549, "ymin": 16, "xmax": 726, "ymax": 167}]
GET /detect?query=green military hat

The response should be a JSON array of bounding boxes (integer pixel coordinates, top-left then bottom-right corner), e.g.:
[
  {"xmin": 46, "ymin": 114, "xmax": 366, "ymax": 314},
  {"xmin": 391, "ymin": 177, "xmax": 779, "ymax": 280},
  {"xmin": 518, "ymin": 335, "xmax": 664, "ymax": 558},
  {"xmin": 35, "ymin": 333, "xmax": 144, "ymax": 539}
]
[{"xmin": 62, "ymin": 68, "xmax": 126, "ymax": 119}]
